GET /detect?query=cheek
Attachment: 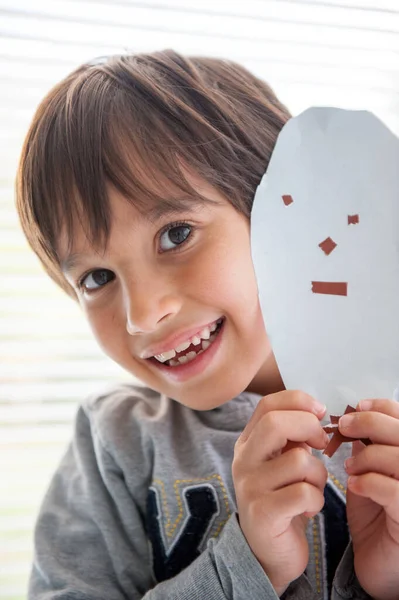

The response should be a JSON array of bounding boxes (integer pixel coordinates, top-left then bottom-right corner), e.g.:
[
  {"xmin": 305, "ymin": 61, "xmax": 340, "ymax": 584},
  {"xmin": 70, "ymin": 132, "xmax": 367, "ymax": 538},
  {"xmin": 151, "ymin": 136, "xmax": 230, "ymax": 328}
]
[
  {"xmin": 84, "ymin": 306, "xmax": 124, "ymax": 357},
  {"xmin": 216, "ymin": 241, "xmax": 258, "ymax": 304},
  {"xmin": 183, "ymin": 233, "xmax": 259, "ymax": 311}
]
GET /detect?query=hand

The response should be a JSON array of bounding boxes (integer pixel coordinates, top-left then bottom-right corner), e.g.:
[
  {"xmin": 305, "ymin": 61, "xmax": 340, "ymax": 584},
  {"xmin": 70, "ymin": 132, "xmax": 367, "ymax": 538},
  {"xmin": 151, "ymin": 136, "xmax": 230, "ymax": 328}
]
[
  {"xmin": 232, "ymin": 391, "xmax": 329, "ymax": 596},
  {"xmin": 340, "ymin": 399, "xmax": 399, "ymax": 600}
]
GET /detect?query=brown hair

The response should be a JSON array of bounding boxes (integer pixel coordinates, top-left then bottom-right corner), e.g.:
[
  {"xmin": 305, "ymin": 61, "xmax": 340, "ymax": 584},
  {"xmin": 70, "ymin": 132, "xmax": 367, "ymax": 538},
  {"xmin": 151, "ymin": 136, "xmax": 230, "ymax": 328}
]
[{"xmin": 15, "ymin": 49, "xmax": 291, "ymax": 300}]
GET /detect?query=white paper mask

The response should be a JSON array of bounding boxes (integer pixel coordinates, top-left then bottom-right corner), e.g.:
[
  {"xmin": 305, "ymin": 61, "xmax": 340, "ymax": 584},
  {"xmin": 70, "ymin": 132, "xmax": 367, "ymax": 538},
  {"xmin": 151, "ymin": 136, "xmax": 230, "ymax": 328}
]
[{"xmin": 251, "ymin": 107, "xmax": 399, "ymax": 414}]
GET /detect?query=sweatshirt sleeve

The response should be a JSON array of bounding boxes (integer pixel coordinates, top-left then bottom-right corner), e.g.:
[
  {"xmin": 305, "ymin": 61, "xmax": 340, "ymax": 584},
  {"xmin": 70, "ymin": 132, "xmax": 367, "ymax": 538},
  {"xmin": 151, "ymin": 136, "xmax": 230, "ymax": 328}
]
[
  {"xmin": 28, "ymin": 404, "xmax": 284, "ymax": 600},
  {"xmin": 332, "ymin": 543, "xmax": 373, "ymax": 600}
]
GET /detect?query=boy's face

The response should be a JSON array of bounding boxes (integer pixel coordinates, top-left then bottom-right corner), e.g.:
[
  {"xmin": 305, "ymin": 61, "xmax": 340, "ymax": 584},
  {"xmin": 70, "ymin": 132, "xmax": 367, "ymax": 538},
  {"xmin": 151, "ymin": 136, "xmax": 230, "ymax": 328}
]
[{"xmin": 60, "ymin": 171, "xmax": 282, "ymax": 409}]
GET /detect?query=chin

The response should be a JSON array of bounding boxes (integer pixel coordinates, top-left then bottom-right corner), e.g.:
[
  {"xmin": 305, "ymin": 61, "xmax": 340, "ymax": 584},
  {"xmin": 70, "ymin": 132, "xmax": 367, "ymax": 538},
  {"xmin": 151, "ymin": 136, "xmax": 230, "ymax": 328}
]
[{"xmin": 171, "ymin": 379, "xmax": 253, "ymax": 411}]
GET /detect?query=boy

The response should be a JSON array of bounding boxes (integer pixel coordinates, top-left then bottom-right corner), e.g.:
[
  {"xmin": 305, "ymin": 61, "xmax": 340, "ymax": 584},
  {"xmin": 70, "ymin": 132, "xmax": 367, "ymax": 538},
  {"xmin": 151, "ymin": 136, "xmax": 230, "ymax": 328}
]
[{"xmin": 16, "ymin": 50, "xmax": 399, "ymax": 599}]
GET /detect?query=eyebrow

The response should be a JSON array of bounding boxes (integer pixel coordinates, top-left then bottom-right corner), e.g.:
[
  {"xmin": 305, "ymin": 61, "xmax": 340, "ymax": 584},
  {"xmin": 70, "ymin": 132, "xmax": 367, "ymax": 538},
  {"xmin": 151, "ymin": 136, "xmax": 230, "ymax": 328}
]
[
  {"xmin": 61, "ymin": 253, "xmax": 88, "ymax": 275},
  {"xmin": 61, "ymin": 196, "xmax": 210, "ymax": 275},
  {"xmin": 144, "ymin": 196, "xmax": 208, "ymax": 221}
]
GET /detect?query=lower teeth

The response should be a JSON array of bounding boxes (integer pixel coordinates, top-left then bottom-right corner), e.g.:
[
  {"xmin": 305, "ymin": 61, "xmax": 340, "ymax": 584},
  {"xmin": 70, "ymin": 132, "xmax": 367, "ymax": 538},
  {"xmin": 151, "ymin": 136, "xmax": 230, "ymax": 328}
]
[{"xmin": 167, "ymin": 331, "xmax": 218, "ymax": 367}]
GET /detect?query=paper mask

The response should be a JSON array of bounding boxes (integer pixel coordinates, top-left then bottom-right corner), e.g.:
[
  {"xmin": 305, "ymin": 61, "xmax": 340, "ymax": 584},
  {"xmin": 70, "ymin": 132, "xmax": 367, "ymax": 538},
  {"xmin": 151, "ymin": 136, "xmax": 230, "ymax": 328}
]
[{"xmin": 251, "ymin": 107, "xmax": 399, "ymax": 414}]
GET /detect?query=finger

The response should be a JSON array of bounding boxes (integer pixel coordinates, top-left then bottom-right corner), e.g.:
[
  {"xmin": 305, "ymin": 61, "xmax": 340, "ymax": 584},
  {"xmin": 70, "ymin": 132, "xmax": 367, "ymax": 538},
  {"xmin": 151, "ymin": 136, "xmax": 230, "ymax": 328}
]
[
  {"xmin": 345, "ymin": 444, "xmax": 399, "ymax": 480},
  {"xmin": 254, "ymin": 447, "xmax": 328, "ymax": 493},
  {"xmin": 239, "ymin": 390, "xmax": 326, "ymax": 443},
  {"xmin": 351, "ymin": 440, "xmax": 364, "ymax": 457},
  {"xmin": 282, "ymin": 441, "xmax": 312, "ymax": 456},
  {"xmin": 239, "ymin": 410, "xmax": 329, "ymax": 464},
  {"xmin": 264, "ymin": 483, "xmax": 325, "ymax": 537},
  {"xmin": 348, "ymin": 473, "xmax": 399, "ymax": 523},
  {"xmin": 338, "ymin": 411, "xmax": 399, "ymax": 445},
  {"xmin": 357, "ymin": 398, "xmax": 399, "ymax": 420}
]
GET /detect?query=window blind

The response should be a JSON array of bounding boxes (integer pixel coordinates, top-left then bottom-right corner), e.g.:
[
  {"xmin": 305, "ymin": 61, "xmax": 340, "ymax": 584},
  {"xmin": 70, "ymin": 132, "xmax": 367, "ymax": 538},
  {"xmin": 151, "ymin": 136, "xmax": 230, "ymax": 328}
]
[{"xmin": 1, "ymin": 1, "xmax": 399, "ymax": 597}]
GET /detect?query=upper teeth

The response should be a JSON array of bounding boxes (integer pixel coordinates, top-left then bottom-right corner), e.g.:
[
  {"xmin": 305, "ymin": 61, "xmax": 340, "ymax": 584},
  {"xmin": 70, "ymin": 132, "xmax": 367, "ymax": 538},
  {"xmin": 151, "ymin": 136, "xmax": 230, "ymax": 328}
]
[{"xmin": 154, "ymin": 319, "xmax": 221, "ymax": 363}]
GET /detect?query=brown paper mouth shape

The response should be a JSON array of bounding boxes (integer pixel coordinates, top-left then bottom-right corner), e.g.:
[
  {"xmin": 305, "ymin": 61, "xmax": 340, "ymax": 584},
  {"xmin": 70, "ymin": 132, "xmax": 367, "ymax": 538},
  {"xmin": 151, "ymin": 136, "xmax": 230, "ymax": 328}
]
[{"xmin": 322, "ymin": 404, "xmax": 372, "ymax": 458}]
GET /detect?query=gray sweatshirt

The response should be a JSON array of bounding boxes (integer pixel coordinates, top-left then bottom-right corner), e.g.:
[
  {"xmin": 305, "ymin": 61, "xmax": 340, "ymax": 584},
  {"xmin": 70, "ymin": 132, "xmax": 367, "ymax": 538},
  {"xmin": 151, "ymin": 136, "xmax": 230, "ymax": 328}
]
[{"xmin": 28, "ymin": 383, "xmax": 372, "ymax": 599}]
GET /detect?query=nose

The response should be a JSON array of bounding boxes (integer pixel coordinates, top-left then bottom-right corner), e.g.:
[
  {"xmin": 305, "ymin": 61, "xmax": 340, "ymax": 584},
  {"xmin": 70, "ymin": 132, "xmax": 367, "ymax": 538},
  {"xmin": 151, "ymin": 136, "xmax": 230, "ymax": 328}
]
[{"xmin": 123, "ymin": 274, "xmax": 182, "ymax": 335}]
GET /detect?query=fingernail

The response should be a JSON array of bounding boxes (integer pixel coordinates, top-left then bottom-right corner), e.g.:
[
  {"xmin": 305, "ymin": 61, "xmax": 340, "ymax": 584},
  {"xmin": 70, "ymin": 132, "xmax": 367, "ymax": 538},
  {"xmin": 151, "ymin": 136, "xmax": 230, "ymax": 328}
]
[
  {"xmin": 344, "ymin": 457, "xmax": 355, "ymax": 471},
  {"xmin": 339, "ymin": 414, "xmax": 355, "ymax": 428},
  {"xmin": 314, "ymin": 403, "xmax": 327, "ymax": 415},
  {"xmin": 348, "ymin": 476, "xmax": 358, "ymax": 486},
  {"xmin": 360, "ymin": 400, "xmax": 372, "ymax": 411}
]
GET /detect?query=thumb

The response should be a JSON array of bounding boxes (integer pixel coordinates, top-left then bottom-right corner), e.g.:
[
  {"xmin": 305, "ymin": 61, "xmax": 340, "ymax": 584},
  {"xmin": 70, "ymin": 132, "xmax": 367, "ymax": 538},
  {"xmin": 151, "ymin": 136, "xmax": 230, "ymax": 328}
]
[{"xmin": 282, "ymin": 441, "xmax": 312, "ymax": 455}]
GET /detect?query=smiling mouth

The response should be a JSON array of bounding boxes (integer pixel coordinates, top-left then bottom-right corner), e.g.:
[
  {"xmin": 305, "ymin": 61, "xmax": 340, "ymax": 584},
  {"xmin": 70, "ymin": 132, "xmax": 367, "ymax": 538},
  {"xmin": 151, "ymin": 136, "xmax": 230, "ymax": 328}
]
[{"xmin": 150, "ymin": 318, "xmax": 225, "ymax": 368}]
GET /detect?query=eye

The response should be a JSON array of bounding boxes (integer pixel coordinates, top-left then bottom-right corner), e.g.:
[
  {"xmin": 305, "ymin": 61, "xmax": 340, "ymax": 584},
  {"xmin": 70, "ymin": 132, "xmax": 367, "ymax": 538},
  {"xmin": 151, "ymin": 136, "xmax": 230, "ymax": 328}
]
[
  {"xmin": 78, "ymin": 269, "xmax": 114, "ymax": 293},
  {"xmin": 159, "ymin": 222, "xmax": 192, "ymax": 252}
]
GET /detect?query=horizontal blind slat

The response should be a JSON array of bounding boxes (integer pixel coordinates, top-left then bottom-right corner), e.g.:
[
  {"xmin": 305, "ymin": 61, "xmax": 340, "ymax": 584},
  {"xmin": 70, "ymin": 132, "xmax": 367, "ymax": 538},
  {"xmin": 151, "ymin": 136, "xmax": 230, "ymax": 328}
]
[
  {"xmin": 0, "ymin": 381, "xmax": 128, "ymax": 402},
  {"xmin": 1, "ymin": 0, "xmax": 399, "ymax": 29},
  {"xmin": 2, "ymin": 12, "xmax": 399, "ymax": 50},
  {"xmin": 1, "ymin": 34, "xmax": 399, "ymax": 69},
  {"xmin": 0, "ymin": 339, "xmax": 108, "ymax": 356},
  {"xmin": 0, "ymin": 424, "xmax": 74, "ymax": 443}
]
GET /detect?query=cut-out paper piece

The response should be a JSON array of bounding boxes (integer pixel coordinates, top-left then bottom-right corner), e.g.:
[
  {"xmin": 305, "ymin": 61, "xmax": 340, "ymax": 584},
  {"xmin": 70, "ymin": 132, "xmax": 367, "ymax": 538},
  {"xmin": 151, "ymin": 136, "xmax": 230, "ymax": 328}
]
[
  {"xmin": 323, "ymin": 405, "xmax": 372, "ymax": 458},
  {"xmin": 311, "ymin": 281, "xmax": 348, "ymax": 296},
  {"xmin": 348, "ymin": 214, "xmax": 359, "ymax": 225},
  {"xmin": 282, "ymin": 194, "xmax": 294, "ymax": 206},
  {"xmin": 319, "ymin": 237, "xmax": 337, "ymax": 255},
  {"xmin": 251, "ymin": 107, "xmax": 399, "ymax": 414}
]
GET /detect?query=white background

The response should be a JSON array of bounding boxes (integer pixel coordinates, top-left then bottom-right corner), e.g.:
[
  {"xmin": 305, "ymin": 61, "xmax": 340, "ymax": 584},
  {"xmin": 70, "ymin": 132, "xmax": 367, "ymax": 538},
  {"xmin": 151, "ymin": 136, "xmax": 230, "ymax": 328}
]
[{"xmin": 1, "ymin": 1, "xmax": 399, "ymax": 597}]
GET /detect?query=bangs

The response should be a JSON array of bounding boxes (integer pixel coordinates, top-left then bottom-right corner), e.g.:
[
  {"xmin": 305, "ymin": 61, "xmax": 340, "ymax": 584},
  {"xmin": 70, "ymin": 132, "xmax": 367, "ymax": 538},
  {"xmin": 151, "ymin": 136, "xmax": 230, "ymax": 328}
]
[{"xmin": 32, "ymin": 63, "xmax": 221, "ymax": 263}]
